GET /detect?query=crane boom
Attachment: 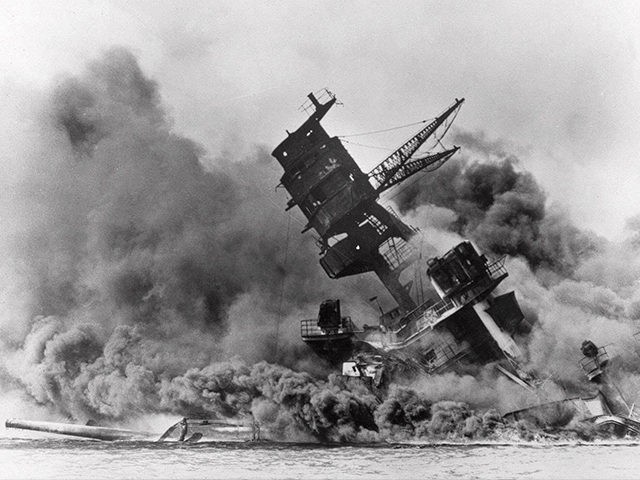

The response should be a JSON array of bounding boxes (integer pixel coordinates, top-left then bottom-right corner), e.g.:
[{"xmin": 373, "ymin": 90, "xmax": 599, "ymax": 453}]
[
  {"xmin": 367, "ymin": 98, "xmax": 464, "ymax": 193},
  {"xmin": 372, "ymin": 147, "xmax": 460, "ymax": 193}
]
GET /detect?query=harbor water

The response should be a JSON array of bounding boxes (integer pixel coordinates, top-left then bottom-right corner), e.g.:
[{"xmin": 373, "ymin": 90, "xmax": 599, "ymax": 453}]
[{"xmin": 1, "ymin": 438, "xmax": 640, "ymax": 479}]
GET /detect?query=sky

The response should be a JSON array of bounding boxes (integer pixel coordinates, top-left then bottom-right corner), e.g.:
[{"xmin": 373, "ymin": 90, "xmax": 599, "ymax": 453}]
[{"xmin": 1, "ymin": 0, "xmax": 640, "ymax": 240}]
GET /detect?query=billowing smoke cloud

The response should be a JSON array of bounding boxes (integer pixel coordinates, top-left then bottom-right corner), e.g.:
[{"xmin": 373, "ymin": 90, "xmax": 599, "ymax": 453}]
[
  {"xmin": 0, "ymin": 47, "xmax": 387, "ymax": 428},
  {"xmin": 389, "ymin": 128, "xmax": 640, "ymax": 437},
  {"xmin": 393, "ymin": 131, "xmax": 604, "ymax": 277},
  {"xmin": 3, "ymin": 48, "xmax": 640, "ymax": 443}
]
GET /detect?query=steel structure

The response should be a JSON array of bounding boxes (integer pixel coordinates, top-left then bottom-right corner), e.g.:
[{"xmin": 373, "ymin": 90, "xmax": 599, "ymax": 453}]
[{"xmin": 272, "ymin": 90, "xmax": 463, "ymax": 313}]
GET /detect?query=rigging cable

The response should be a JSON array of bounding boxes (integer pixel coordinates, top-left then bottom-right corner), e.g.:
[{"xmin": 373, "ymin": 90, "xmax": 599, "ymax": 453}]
[
  {"xmin": 416, "ymin": 233, "xmax": 425, "ymax": 305},
  {"xmin": 274, "ymin": 213, "xmax": 292, "ymax": 361},
  {"xmin": 381, "ymin": 159, "xmax": 446, "ymax": 203},
  {"xmin": 341, "ymin": 139, "xmax": 395, "ymax": 151},
  {"xmin": 337, "ymin": 119, "xmax": 432, "ymax": 138},
  {"xmin": 433, "ymin": 105, "xmax": 460, "ymax": 148}
]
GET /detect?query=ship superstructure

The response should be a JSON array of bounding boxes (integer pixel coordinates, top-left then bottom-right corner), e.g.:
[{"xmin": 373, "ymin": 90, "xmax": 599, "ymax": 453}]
[
  {"xmin": 357, "ymin": 242, "xmax": 526, "ymax": 372},
  {"xmin": 272, "ymin": 90, "xmax": 530, "ymax": 382},
  {"xmin": 272, "ymin": 90, "xmax": 462, "ymax": 313}
]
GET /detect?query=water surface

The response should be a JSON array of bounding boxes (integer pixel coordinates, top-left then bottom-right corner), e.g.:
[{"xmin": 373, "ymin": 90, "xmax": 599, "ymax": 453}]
[{"xmin": 1, "ymin": 438, "xmax": 639, "ymax": 479}]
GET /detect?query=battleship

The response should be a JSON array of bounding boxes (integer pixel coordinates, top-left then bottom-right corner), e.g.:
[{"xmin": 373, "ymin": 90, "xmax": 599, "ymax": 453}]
[
  {"xmin": 5, "ymin": 90, "xmax": 640, "ymax": 441},
  {"xmin": 271, "ymin": 89, "xmax": 640, "ymax": 435}
]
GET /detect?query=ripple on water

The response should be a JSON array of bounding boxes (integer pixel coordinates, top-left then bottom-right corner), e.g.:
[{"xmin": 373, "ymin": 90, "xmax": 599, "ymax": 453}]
[{"xmin": 1, "ymin": 440, "xmax": 640, "ymax": 479}]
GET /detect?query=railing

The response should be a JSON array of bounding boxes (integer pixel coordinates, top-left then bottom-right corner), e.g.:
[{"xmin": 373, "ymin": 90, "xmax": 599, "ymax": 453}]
[
  {"xmin": 380, "ymin": 237, "xmax": 414, "ymax": 270},
  {"xmin": 384, "ymin": 205, "xmax": 420, "ymax": 234},
  {"xmin": 580, "ymin": 347, "xmax": 609, "ymax": 381},
  {"xmin": 385, "ymin": 255, "xmax": 508, "ymax": 346},
  {"xmin": 392, "ymin": 297, "xmax": 456, "ymax": 342},
  {"xmin": 419, "ymin": 341, "xmax": 470, "ymax": 373},
  {"xmin": 385, "ymin": 205, "xmax": 401, "ymax": 219},
  {"xmin": 300, "ymin": 317, "xmax": 358, "ymax": 338},
  {"xmin": 487, "ymin": 256, "xmax": 507, "ymax": 278},
  {"xmin": 298, "ymin": 89, "xmax": 336, "ymax": 115},
  {"xmin": 450, "ymin": 256, "xmax": 508, "ymax": 306},
  {"xmin": 400, "ymin": 297, "xmax": 455, "ymax": 329}
]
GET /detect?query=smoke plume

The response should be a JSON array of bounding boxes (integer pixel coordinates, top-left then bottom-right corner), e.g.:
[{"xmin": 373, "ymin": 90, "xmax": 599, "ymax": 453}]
[
  {"xmin": 0, "ymin": 48, "xmax": 383, "ymax": 430},
  {"xmin": 2, "ymin": 48, "xmax": 640, "ymax": 443},
  {"xmin": 393, "ymin": 133, "xmax": 604, "ymax": 277},
  {"xmin": 390, "ymin": 127, "xmax": 640, "ymax": 437}
]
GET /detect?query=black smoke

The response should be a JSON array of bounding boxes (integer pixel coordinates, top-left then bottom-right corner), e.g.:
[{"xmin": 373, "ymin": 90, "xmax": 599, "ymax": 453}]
[
  {"xmin": 393, "ymin": 134, "xmax": 603, "ymax": 277},
  {"xmin": 1, "ymin": 49, "xmax": 637, "ymax": 444},
  {"xmin": 0, "ymin": 47, "xmax": 386, "ymax": 426}
]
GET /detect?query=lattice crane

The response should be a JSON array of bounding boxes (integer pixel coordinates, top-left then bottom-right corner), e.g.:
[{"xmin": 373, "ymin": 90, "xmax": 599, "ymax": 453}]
[
  {"xmin": 367, "ymin": 98, "xmax": 464, "ymax": 194},
  {"xmin": 272, "ymin": 91, "xmax": 464, "ymax": 314}
]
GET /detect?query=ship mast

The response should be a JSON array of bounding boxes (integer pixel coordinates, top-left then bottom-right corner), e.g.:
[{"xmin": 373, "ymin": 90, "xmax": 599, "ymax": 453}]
[{"xmin": 272, "ymin": 90, "xmax": 463, "ymax": 317}]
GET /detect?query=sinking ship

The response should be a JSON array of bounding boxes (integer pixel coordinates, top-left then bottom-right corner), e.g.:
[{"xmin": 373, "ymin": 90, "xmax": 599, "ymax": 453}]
[
  {"xmin": 504, "ymin": 340, "xmax": 640, "ymax": 436},
  {"xmin": 271, "ymin": 89, "xmax": 640, "ymax": 435},
  {"xmin": 272, "ymin": 90, "xmax": 529, "ymax": 386},
  {"xmin": 6, "ymin": 91, "xmax": 639, "ymax": 442}
]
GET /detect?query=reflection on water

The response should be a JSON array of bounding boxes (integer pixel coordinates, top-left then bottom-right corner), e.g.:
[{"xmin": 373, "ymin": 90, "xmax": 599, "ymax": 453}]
[{"xmin": 1, "ymin": 439, "xmax": 640, "ymax": 479}]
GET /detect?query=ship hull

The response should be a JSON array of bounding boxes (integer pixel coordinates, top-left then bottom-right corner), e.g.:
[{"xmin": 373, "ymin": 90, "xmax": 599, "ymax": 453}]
[{"xmin": 303, "ymin": 289, "xmax": 526, "ymax": 379}]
